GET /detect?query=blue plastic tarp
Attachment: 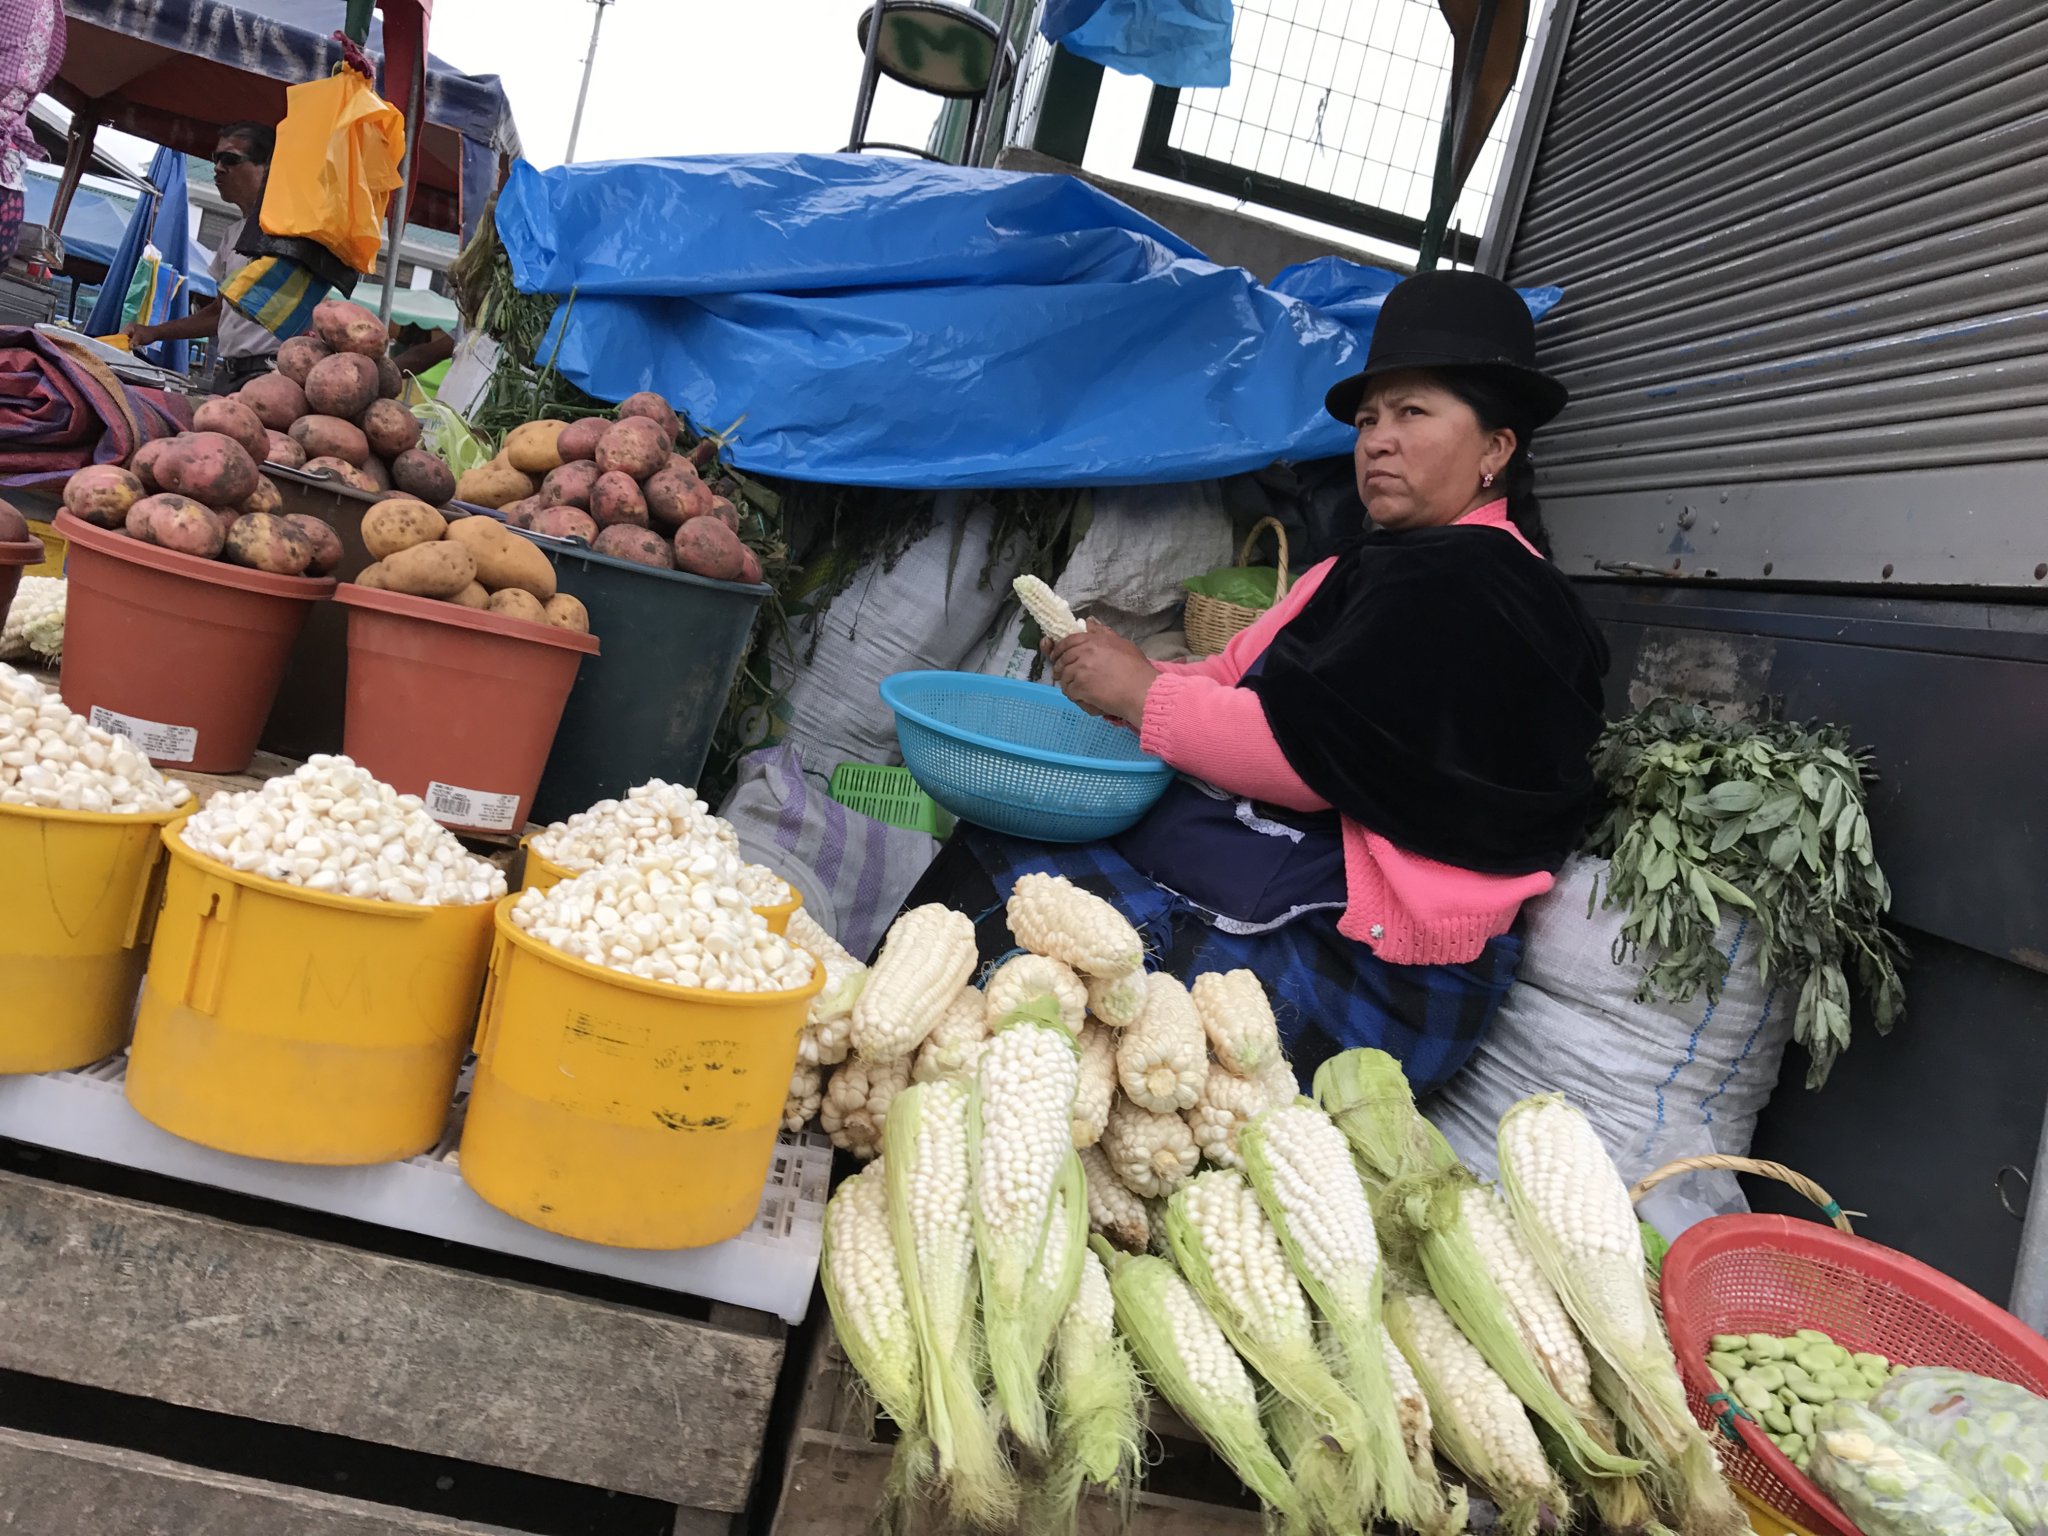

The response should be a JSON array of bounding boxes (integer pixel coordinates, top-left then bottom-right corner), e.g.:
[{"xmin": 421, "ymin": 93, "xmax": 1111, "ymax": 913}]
[
  {"xmin": 19, "ymin": 171, "xmax": 135, "ymax": 269},
  {"xmin": 499, "ymin": 154, "xmax": 1560, "ymax": 491},
  {"xmin": 1042, "ymin": 0, "xmax": 1234, "ymax": 89}
]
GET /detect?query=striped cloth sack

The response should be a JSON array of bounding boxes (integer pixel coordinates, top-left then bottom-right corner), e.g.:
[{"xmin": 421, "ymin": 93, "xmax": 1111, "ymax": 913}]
[{"xmin": 218, "ymin": 254, "xmax": 325, "ymax": 342}]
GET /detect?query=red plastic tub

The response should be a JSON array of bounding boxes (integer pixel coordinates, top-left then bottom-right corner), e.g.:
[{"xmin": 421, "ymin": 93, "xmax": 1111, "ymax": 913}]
[
  {"xmin": 54, "ymin": 511, "xmax": 336, "ymax": 772},
  {"xmin": 0, "ymin": 531, "xmax": 39, "ymax": 625},
  {"xmin": 337, "ymin": 585, "xmax": 599, "ymax": 836}
]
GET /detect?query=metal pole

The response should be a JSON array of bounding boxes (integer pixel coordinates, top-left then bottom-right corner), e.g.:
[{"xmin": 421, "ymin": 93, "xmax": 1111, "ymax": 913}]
[
  {"xmin": 565, "ymin": 0, "xmax": 614, "ymax": 166},
  {"xmin": 378, "ymin": 46, "xmax": 425, "ymax": 336}
]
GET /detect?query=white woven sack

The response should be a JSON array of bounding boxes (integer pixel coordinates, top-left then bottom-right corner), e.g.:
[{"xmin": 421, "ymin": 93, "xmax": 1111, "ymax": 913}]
[{"xmin": 1426, "ymin": 855, "xmax": 1793, "ymax": 1233}]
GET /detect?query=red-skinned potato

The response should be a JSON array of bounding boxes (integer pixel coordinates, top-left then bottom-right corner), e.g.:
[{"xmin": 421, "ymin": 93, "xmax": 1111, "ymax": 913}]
[
  {"xmin": 707, "ymin": 494, "xmax": 741, "ymax": 532},
  {"xmin": 283, "ymin": 513, "xmax": 344, "ymax": 576},
  {"xmin": 643, "ymin": 462, "xmax": 712, "ymax": 529},
  {"xmin": 391, "ymin": 448, "xmax": 456, "ymax": 504},
  {"xmin": 302, "ymin": 456, "xmax": 381, "ymax": 495},
  {"xmin": 224, "ymin": 511, "xmax": 315, "ymax": 575},
  {"xmin": 594, "ymin": 417, "xmax": 669, "ymax": 480},
  {"xmin": 374, "ymin": 353, "xmax": 403, "ymax": 399},
  {"xmin": 240, "ymin": 475, "xmax": 283, "ymax": 517},
  {"xmin": 275, "ymin": 334, "xmax": 332, "ymax": 385},
  {"xmin": 361, "ymin": 398, "xmax": 421, "ymax": 460},
  {"xmin": 555, "ymin": 417, "xmax": 608, "ymax": 462},
  {"xmin": 125, "ymin": 496, "xmax": 160, "ymax": 542},
  {"xmin": 130, "ymin": 494, "xmax": 221, "ymax": 557},
  {"xmin": 358, "ymin": 455, "xmax": 394, "ymax": 493},
  {"xmin": 500, "ymin": 497, "xmax": 542, "ymax": 530},
  {"xmin": 238, "ymin": 372, "xmax": 309, "ymax": 431},
  {"xmin": 590, "ymin": 470, "xmax": 649, "ymax": 529},
  {"xmin": 193, "ymin": 397, "xmax": 270, "ymax": 464},
  {"xmin": 0, "ymin": 500, "xmax": 25, "ymax": 542},
  {"xmin": 592, "ymin": 524, "xmax": 674, "ymax": 569},
  {"xmin": 129, "ymin": 436, "xmax": 180, "ymax": 494},
  {"xmin": 673, "ymin": 517, "xmax": 748, "ymax": 582},
  {"xmin": 539, "ymin": 459, "xmax": 601, "ymax": 509},
  {"xmin": 289, "ymin": 415, "xmax": 372, "ymax": 467},
  {"xmin": 738, "ymin": 547, "xmax": 763, "ymax": 585},
  {"xmin": 616, "ymin": 391, "xmax": 680, "ymax": 443},
  {"xmin": 304, "ymin": 352, "xmax": 380, "ymax": 419},
  {"xmin": 265, "ymin": 430, "xmax": 307, "ymax": 468},
  {"xmin": 312, "ymin": 298, "xmax": 388, "ymax": 356},
  {"xmin": 531, "ymin": 505, "xmax": 598, "ymax": 542},
  {"xmin": 64, "ymin": 464, "xmax": 147, "ymax": 528},
  {"xmin": 159, "ymin": 432, "xmax": 261, "ymax": 507}
]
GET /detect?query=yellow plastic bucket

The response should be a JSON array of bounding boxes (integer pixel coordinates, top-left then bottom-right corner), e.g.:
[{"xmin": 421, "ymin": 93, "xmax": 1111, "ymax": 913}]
[
  {"xmin": 1735, "ymin": 1487, "xmax": 1821, "ymax": 1536},
  {"xmin": 459, "ymin": 897, "xmax": 826, "ymax": 1248},
  {"xmin": 125, "ymin": 833, "xmax": 496, "ymax": 1164},
  {"xmin": 0, "ymin": 798, "xmax": 187, "ymax": 1073},
  {"xmin": 24, "ymin": 519, "xmax": 66, "ymax": 579},
  {"xmin": 519, "ymin": 837, "xmax": 803, "ymax": 932}
]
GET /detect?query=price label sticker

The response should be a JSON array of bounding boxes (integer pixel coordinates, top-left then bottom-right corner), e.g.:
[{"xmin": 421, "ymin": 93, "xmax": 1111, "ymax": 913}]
[
  {"xmin": 426, "ymin": 780, "xmax": 520, "ymax": 832},
  {"xmin": 89, "ymin": 706, "xmax": 198, "ymax": 764}
]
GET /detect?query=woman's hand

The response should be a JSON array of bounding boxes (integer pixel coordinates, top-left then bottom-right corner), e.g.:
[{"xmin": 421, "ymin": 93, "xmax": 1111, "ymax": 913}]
[{"xmin": 1046, "ymin": 621, "xmax": 1157, "ymax": 724}]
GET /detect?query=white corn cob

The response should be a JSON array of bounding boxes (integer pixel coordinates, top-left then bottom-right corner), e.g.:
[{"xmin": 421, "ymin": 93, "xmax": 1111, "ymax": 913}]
[
  {"xmin": 1101, "ymin": 1094, "xmax": 1198, "ymax": 1199},
  {"xmin": 1071, "ymin": 1022, "xmax": 1116, "ymax": 1147},
  {"xmin": 1191, "ymin": 970, "xmax": 1282, "ymax": 1077},
  {"xmin": 1383, "ymin": 1324, "xmax": 1435, "ymax": 1478},
  {"xmin": 1086, "ymin": 969, "xmax": 1146, "ymax": 1029},
  {"xmin": 820, "ymin": 1160, "xmax": 920, "ymax": 1434},
  {"xmin": 1079, "ymin": 1142, "xmax": 1150, "ymax": 1251},
  {"xmin": 972, "ymin": 1022, "xmax": 1085, "ymax": 1452},
  {"xmin": 1116, "ymin": 972, "xmax": 1207, "ymax": 1113},
  {"xmin": 984, "ymin": 952, "xmax": 1087, "ymax": 1035},
  {"xmin": 790, "ymin": 907, "xmax": 865, "ymax": 1067},
  {"xmin": 1006, "ymin": 873, "xmax": 1144, "ymax": 979},
  {"xmin": 784, "ymin": 1061, "xmax": 823, "ymax": 1132},
  {"xmin": 1013, "ymin": 574, "xmax": 1084, "ymax": 641},
  {"xmin": 851, "ymin": 904, "xmax": 978, "ymax": 1062},
  {"xmin": 820, "ymin": 1054, "xmax": 912, "ymax": 1160},
  {"xmin": 1186, "ymin": 1058, "xmax": 1290, "ymax": 1169},
  {"xmin": 913, "ymin": 985, "xmax": 989, "ymax": 1085},
  {"xmin": 1258, "ymin": 1055, "xmax": 1301, "ymax": 1106},
  {"xmin": 1387, "ymin": 1290, "xmax": 1564, "ymax": 1526},
  {"xmin": 1460, "ymin": 1184, "xmax": 1595, "ymax": 1412}
]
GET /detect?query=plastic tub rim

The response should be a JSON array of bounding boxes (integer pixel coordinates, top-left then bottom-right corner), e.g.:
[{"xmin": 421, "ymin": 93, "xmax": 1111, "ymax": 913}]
[
  {"xmin": 0, "ymin": 796, "xmax": 192, "ymax": 832},
  {"xmin": 161, "ymin": 824, "xmax": 499, "ymax": 924},
  {"xmin": 0, "ymin": 535, "xmax": 41, "ymax": 567},
  {"xmin": 53, "ymin": 510, "xmax": 340, "ymax": 598},
  {"xmin": 491, "ymin": 894, "xmax": 829, "ymax": 1009},
  {"xmin": 519, "ymin": 836, "xmax": 804, "ymax": 925},
  {"xmin": 881, "ymin": 670, "xmax": 1175, "ymax": 778},
  {"xmin": 336, "ymin": 580, "xmax": 601, "ymax": 654}
]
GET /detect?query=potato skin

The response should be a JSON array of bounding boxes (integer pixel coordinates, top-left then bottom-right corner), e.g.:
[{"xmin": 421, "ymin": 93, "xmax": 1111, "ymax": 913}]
[
  {"xmin": 374, "ymin": 353, "xmax": 403, "ymax": 399},
  {"xmin": 499, "ymin": 496, "xmax": 543, "ymax": 530},
  {"xmin": 290, "ymin": 414, "xmax": 372, "ymax": 467},
  {"xmin": 224, "ymin": 511, "xmax": 315, "ymax": 575},
  {"xmin": 362, "ymin": 499, "xmax": 448, "ymax": 559},
  {"xmin": 159, "ymin": 432, "xmax": 261, "ymax": 507},
  {"xmin": 616, "ymin": 391, "xmax": 680, "ymax": 442},
  {"xmin": 448, "ymin": 581, "xmax": 490, "ymax": 609},
  {"xmin": 304, "ymin": 352, "xmax": 380, "ymax": 419},
  {"xmin": 593, "ymin": 524, "xmax": 675, "ymax": 569},
  {"xmin": 673, "ymin": 517, "xmax": 748, "ymax": 582},
  {"xmin": 381, "ymin": 540, "xmax": 478, "ymax": 598},
  {"xmin": 264, "ymin": 430, "xmax": 307, "ymax": 468},
  {"xmin": 238, "ymin": 372, "xmax": 309, "ymax": 431},
  {"xmin": 643, "ymin": 461, "xmax": 712, "ymax": 530},
  {"xmin": 530, "ymin": 505, "xmax": 598, "ymax": 542},
  {"xmin": 355, "ymin": 561, "xmax": 393, "ymax": 591},
  {"xmin": 594, "ymin": 417, "xmax": 669, "ymax": 480},
  {"xmin": 738, "ymin": 547, "xmax": 763, "ymax": 585},
  {"xmin": 302, "ymin": 456, "xmax": 381, "ymax": 494},
  {"xmin": 539, "ymin": 460, "xmax": 601, "ymax": 509},
  {"xmin": 194, "ymin": 397, "xmax": 271, "ymax": 463},
  {"xmin": 445, "ymin": 515, "xmax": 558, "ymax": 600},
  {"xmin": 542, "ymin": 593, "xmax": 591, "ymax": 633},
  {"xmin": 312, "ymin": 297, "xmax": 388, "ymax": 356},
  {"xmin": 454, "ymin": 458, "xmax": 536, "ymax": 510},
  {"xmin": 589, "ymin": 470, "xmax": 649, "ymax": 529},
  {"xmin": 153, "ymin": 497, "xmax": 228, "ymax": 558},
  {"xmin": 284, "ymin": 513, "xmax": 344, "ymax": 577},
  {"xmin": 505, "ymin": 420, "xmax": 568, "ymax": 475},
  {"xmin": 390, "ymin": 448, "xmax": 456, "ymax": 504},
  {"xmin": 486, "ymin": 587, "xmax": 547, "ymax": 623},
  {"xmin": 555, "ymin": 417, "xmax": 609, "ymax": 462},
  {"xmin": 65, "ymin": 464, "xmax": 146, "ymax": 528},
  {"xmin": 239, "ymin": 475, "xmax": 284, "ymax": 518},
  {"xmin": 361, "ymin": 398, "xmax": 422, "ymax": 460},
  {"xmin": 275, "ymin": 334, "xmax": 331, "ymax": 385}
]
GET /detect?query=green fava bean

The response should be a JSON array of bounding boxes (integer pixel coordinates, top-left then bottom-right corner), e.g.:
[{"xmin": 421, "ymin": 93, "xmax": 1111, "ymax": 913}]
[
  {"xmin": 1763, "ymin": 1408, "xmax": 1793, "ymax": 1434},
  {"xmin": 1794, "ymin": 1329, "xmax": 1834, "ymax": 1346},
  {"xmin": 1795, "ymin": 1346, "xmax": 1836, "ymax": 1375},
  {"xmin": 1747, "ymin": 1334, "xmax": 1788, "ymax": 1360},
  {"xmin": 1752, "ymin": 1364, "xmax": 1786, "ymax": 1392},
  {"xmin": 1791, "ymin": 1378, "xmax": 1837, "ymax": 1405},
  {"xmin": 1707, "ymin": 1351, "xmax": 1746, "ymax": 1379},
  {"xmin": 1791, "ymin": 1402, "xmax": 1816, "ymax": 1439},
  {"xmin": 1711, "ymin": 1334, "xmax": 1749, "ymax": 1354}
]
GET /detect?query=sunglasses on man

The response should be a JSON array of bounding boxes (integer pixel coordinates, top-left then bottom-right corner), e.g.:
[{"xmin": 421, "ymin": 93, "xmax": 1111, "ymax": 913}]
[{"xmin": 213, "ymin": 151, "xmax": 251, "ymax": 171}]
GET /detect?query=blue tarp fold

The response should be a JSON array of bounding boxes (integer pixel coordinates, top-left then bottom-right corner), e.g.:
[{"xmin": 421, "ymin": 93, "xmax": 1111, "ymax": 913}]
[
  {"xmin": 1041, "ymin": 0, "xmax": 1234, "ymax": 89},
  {"xmin": 499, "ymin": 154, "xmax": 1559, "ymax": 490}
]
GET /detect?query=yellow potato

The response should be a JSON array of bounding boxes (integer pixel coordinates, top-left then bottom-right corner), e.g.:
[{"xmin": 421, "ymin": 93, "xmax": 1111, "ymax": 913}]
[
  {"xmin": 355, "ymin": 561, "xmax": 393, "ymax": 591},
  {"xmin": 454, "ymin": 457, "xmax": 536, "ymax": 510},
  {"xmin": 504, "ymin": 419, "xmax": 569, "ymax": 476},
  {"xmin": 448, "ymin": 582, "xmax": 490, "ymax": 610},
  {"xmin": 362, "ymin": 498, "xmax": 446, "ymax": 559},
  {"xmin": 381, "ymin": 540, "xmax": 478, "ymax": 599},
  {"xmin": 445, "ymin": 514, "xmax": 558, "ymax": 601},
  {"xmin": 486, "ymin": 588, "xmax": 547, "ymax": 623},
  {"xmin": 542, "ymin": 593, "xmax": 591, "ymax": 634}
]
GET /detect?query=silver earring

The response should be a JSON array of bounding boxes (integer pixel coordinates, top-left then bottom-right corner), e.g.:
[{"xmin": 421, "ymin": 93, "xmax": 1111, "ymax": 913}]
[{"xmin": 1482, "ymin": 471, "xmax": 1496, "ymax": 488}]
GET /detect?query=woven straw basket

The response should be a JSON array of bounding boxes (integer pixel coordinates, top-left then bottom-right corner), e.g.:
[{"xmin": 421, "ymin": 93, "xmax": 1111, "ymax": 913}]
[{"xmin": 1183, "ymin": 517, "xmax": 1291, "ymax": 657}]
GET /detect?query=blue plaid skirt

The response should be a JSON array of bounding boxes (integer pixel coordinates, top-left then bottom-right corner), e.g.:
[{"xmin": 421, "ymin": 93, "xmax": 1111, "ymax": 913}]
[{"xmin": 899, "ymin": 825, "xmax": 1525, "ymax": 1096}]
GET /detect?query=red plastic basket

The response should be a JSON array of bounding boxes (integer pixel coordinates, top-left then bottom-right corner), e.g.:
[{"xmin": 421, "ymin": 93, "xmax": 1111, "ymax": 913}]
[{"xmin": 1660, "ymin": 1213, "xmax": 2048, "ymax": 1536}]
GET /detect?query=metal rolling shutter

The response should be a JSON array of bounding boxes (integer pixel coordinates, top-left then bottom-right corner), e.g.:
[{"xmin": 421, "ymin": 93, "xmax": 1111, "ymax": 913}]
[{"xmin": 1483, "ymin": 0, "xmax": 2048, "ymax": 587}]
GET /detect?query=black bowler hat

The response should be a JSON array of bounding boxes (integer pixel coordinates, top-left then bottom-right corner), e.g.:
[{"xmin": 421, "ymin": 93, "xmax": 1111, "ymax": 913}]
[{"xmin": 1323, "ymin": 270, "xmax": 1568, "ymax": 428}]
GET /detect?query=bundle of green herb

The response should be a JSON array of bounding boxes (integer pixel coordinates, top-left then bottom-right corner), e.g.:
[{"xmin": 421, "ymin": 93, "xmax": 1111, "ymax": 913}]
[{"xmin": 1584, "ymin": 699, "xmax": 1904, "ymax": 1087}]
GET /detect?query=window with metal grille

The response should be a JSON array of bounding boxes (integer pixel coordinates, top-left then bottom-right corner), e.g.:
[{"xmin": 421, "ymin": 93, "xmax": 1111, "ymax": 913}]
[{"xmin": 1135, "ymin": 0, "xmax": 1533, "ymax": 260}]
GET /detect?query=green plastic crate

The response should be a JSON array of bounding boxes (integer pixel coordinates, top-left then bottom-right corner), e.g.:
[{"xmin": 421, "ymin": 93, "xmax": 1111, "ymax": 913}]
[{"xmin": 830, "ymin": 762, "xmax": 955, "ymax": 839}]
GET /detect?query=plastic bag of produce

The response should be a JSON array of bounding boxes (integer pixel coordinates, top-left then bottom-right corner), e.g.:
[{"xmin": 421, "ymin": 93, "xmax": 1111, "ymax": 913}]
[
  {"xmin": 1809, "ymin": 1400, "xmax": 2018, "ymax": 1536},
  {"xmin": 1871, "ymin": 1368, "xmax": 2048, "ymax": 1534}
]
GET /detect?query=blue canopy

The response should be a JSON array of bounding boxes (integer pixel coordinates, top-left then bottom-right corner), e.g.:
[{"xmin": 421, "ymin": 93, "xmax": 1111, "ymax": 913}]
[
  {"xmin": 1042, "ymin": 0, "xmax": 1234, "ymax": 89},
  {"xmin": 497, "ymin": 153, "xmax": 1561, "ymax": 490},
  {"xmin": 84, "ymin": 146, "xmax": 194, "ymax": 369},
  {"xmin": 19, "ymin": 169, "xmax": 135, "ymax": 269}
]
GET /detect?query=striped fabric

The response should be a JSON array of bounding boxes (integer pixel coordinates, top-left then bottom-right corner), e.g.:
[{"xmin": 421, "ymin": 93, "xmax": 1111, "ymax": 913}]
[{"xmin": 217, "ymin": 253, "xmax": 324, "ymax": 342}]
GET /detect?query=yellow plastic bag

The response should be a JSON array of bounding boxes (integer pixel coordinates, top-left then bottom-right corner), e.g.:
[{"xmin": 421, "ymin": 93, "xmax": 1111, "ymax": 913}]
[{"xmin": 260, "ymin": 71, "xmax": 406, "ymax": 274}]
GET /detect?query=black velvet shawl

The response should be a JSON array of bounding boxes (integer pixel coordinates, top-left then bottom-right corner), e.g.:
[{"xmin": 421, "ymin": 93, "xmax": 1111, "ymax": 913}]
[{"xmin": 1245, "ymin": 524, "xmax": 1610, "ymax": 875}]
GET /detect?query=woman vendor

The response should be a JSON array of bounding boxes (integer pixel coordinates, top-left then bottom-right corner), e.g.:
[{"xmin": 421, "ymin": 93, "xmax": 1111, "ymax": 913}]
[{"xmin": 899, "ymin": 269, "xmax": 1609, "ymax": 1093}]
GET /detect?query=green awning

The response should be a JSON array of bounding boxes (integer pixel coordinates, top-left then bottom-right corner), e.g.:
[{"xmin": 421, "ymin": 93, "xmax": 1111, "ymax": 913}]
[{"xmin": 343, "ymin": 283, "xmax": 460, "ymax": 333}]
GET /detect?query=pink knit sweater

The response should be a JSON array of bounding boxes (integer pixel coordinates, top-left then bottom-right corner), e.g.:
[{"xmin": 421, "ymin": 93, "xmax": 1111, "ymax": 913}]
[{"xmin": 1137, "ymin": 501, "xmax": 1554, "ymax": 965}]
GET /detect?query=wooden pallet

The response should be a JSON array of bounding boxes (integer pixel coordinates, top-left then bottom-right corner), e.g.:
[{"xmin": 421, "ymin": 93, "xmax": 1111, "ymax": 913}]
[
  {"xmin": 765, "ymin": 1320, "xmax": 1264, "ymax": 1536},
  {"xmin": 0, "ymin": 1164, "xmax": 783, "ymax": 1535}
]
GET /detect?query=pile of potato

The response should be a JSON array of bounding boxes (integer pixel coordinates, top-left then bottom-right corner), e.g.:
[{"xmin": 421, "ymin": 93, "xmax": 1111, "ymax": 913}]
[
  {"xmin": 353, "ymin": 501, "xmax": 591, "ymax": 635},
  {"xmin": 243, "ymin": 298, "xmax": 459, "ymax": 506},
  {"xmin": 60, "ymin": 443, "xmax": 341, "ymax": 579},
  {"xmin": 455, "ymin": 393, "xmax": 762, "ymax": 585}
]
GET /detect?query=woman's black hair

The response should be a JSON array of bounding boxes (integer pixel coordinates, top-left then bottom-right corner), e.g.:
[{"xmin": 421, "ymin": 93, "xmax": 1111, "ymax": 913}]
[{"xmin": 1434, "ymin": 369, "xmax": 1553, "ymax": 558}]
